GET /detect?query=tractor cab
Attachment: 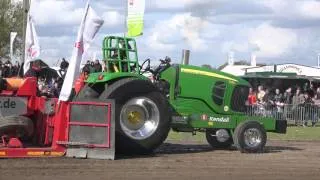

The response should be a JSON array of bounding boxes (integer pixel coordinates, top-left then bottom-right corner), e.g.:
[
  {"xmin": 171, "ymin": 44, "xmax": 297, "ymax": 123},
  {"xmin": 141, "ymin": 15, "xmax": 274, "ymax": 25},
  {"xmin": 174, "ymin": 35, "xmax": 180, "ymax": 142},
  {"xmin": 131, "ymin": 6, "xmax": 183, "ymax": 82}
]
[{"xmin": 103, "ymin": 36, "xmax": 140, "ymax": 73}]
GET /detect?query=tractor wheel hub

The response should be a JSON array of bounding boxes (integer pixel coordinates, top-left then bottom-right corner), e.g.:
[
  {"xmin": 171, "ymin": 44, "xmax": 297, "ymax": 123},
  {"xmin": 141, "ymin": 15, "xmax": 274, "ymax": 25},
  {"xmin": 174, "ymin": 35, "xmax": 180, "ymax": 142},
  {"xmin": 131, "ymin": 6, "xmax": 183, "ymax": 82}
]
[
  {"xmin": 216, "ymin": 129, "xmax": 230, "ymax": 142},
  {"xmin": 120, "ymin": 97, "xmax": 160, "ymax": 140},
  {"xmin": 127, "ymin": 111, "xmax": 142, "ymax": 125}
]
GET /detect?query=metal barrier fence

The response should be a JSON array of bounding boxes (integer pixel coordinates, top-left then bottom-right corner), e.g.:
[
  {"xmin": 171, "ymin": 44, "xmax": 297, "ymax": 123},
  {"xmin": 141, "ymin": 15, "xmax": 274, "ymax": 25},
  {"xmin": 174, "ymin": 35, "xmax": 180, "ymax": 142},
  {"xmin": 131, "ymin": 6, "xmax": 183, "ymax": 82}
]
[{"xmin": 246, "ymin": 103, "xmax": 319, "ymax": 126}]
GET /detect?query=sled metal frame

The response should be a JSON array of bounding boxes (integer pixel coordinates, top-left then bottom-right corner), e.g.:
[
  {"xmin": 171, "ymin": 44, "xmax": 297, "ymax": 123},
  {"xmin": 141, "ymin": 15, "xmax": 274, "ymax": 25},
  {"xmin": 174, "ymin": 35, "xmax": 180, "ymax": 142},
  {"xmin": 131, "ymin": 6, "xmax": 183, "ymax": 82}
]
[
  {"xmin": 0, "ymin": 100, "xmax": 115, "ymax": 160},
  {"xmin": 66, "ymin": 101, "xmax": 112, "ymax": 148},
  {"xmin": 59, "ymin": 100, "xmax": 115, "ymax": 160}
]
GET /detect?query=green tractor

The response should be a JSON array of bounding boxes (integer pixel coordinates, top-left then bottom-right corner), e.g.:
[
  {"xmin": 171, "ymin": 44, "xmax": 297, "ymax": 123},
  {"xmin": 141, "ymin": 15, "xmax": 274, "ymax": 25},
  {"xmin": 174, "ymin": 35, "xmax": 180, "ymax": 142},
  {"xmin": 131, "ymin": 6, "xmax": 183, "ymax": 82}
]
[{"xmin": 76, "ymin": 36, "xmax": 287, "ymax": 154}]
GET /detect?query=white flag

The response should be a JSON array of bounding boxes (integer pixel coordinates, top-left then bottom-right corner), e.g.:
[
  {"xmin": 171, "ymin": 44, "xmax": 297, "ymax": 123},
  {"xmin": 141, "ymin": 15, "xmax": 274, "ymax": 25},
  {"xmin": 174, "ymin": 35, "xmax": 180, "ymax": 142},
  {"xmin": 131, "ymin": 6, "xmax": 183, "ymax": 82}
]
[
  {"xmin": 59, "ymin": 1, "xmax": 104, "ymax": 101},
  {"xmin": 24, "ymin": 15, "xmax": 40, "ymax": 74},
  {"xmin": 10, "ymin": 32, "xmax": 17, "ymax": 62}
]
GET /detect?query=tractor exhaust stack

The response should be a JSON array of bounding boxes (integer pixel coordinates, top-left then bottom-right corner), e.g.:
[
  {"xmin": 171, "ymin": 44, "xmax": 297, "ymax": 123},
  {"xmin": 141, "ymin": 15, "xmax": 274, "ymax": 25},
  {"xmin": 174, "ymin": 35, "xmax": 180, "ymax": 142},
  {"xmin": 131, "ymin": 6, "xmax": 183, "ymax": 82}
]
[{"xmin": 181, "ymin": 49, "xmax": 190, "ymax": 65}]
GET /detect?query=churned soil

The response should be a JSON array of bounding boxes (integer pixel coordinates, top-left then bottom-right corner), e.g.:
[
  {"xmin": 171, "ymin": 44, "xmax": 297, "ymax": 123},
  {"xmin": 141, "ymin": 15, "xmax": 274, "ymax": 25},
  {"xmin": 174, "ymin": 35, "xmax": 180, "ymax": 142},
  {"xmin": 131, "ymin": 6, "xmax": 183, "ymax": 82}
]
[{"xmin": 1, "ymin": 140, "xmax": 320, "ymax": 180}]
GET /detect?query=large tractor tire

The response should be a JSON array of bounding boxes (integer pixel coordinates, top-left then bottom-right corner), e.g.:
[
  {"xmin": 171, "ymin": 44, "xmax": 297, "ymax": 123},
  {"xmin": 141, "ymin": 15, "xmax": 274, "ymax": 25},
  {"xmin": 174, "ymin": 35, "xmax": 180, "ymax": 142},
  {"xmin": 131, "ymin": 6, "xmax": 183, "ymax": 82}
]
[
  {"xmin": 0, "ymin": 116, "xmax": 34, "ymax": 138},
  {"xmin": 99, "ymin": 78, "xmax": 171, "ymax": 154},
  {"xmin": 233, "ymin": 121, "xmax": 267, "ymax": 153},
  {"xmin": 75, "ymin": 84, "xmax": 101, "ymax": 101},
  {"xmin": 206, "ymin": 129, "xmax": 233, "ymax": 149}
]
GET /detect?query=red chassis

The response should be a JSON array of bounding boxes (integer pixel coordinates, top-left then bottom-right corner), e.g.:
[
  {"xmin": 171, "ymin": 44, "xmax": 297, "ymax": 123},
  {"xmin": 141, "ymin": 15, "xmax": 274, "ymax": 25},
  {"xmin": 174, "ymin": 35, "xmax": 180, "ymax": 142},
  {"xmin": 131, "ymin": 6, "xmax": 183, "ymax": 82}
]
[{"xmin": 0, "ymin": 77, "xmax": 115, "ymax": 159}]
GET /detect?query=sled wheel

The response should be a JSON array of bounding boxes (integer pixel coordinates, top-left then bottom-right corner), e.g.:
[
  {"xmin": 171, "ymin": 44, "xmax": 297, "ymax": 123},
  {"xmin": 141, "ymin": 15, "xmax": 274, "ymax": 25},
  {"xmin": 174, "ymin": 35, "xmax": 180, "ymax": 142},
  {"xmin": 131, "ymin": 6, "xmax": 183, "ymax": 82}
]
[{"xmin": 0, "ymin": 116, "xmax": 34, "ymax": 138}]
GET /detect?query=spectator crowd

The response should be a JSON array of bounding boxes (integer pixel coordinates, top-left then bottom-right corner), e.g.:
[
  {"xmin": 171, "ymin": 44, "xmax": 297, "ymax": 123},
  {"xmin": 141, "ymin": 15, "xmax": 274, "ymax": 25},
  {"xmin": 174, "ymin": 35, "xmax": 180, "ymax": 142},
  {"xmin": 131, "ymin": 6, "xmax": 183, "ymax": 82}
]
[
  {"xmin": 247, "ymin": 83, "xmax": 320, "ymax": 127},
  {"xmin": 24, "ymin": 58, "xmax": 69, "ymax": 98},
  {"xmin": 0, "ymin": 60, "xmax": 21, "ymax": 78},
  {"xmin": 36, "ymin": 59, "xmax": 103, "ymax": 98},
  {"xmin": 82, "ymin": 60, "xmax": 103, "ymax": 75},
  {"xmin": 0, "ymin": 58, "xmax": 105, "ymax": 99}
]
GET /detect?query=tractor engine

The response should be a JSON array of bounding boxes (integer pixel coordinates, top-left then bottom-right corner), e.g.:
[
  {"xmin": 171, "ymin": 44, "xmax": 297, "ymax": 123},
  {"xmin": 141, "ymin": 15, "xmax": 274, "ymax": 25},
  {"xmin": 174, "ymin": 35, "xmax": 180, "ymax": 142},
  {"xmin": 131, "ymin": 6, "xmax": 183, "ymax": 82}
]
[{"xmin": 154, "ymin": 80, "xmax": 170, "ymax": 96}]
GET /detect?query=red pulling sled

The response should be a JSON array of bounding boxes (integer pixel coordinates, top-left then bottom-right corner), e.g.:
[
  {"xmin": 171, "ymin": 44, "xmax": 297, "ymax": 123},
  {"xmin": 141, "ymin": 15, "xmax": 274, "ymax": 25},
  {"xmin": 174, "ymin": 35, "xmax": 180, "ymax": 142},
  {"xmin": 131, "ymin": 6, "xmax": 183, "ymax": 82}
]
[{"xmin": 0, "ymin": 77, "xmax": 115, "ymax": 160}]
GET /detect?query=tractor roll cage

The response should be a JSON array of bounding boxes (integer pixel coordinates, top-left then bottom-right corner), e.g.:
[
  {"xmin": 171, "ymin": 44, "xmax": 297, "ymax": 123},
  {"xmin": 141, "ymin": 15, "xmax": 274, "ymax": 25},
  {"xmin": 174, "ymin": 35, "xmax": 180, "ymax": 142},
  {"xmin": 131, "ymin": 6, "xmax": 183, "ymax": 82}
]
[{"xmin": 103, "ymin": 36, "xmax": 140, "ymax": 73}]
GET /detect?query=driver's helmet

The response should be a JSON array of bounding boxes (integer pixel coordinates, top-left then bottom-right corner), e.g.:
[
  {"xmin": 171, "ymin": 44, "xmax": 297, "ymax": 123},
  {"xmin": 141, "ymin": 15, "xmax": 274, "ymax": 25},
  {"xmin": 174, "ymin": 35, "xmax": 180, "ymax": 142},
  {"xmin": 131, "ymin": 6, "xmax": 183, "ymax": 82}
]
[
  {"xmin": 119, "ymin": 39, "xmax": 125, "ymax": 48},
  {"xmin": 118, "ymin": 39, "xmax": 132, "ymax": 49}
]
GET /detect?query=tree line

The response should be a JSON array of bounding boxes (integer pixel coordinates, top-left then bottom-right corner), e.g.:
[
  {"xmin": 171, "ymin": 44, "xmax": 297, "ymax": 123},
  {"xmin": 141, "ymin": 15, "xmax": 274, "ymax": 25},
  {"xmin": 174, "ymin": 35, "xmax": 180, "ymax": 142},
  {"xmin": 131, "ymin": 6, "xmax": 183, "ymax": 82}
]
[{"xmin": 0, "ymin": 0, "xmax": 23, "ymax": 61}]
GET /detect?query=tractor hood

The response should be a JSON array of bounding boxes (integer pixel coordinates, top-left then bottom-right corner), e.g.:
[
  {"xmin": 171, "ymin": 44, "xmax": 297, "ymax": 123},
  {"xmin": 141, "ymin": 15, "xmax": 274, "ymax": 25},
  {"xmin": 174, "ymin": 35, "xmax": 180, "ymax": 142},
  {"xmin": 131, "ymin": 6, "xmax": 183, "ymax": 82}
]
[
  {"xmin": 179, "ymin": 64, "xmax": 250, "ymax": 86},
  {"xmin": 159, "ymin": 64, "xmax": 251, "ymax": 115}
]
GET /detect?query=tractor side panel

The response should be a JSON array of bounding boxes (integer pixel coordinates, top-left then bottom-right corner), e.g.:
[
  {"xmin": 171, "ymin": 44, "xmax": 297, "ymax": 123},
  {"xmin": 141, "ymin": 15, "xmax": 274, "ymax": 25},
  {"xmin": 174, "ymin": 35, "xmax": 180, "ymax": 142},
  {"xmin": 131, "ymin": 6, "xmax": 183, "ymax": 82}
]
[
  {"xmin": 170, "ymin": 98, "xmax": 237, "ymax": 129},
  {"xmin": 170, "ymin": 97, "xmax": 277, "ymax": 130},
  {"xmin": 170, "ymin": 98, "xmax": 276, "ymax": 130},
  {"xmin": 234, "ymin": 115, "xmax": 276, "ymax": 131}
]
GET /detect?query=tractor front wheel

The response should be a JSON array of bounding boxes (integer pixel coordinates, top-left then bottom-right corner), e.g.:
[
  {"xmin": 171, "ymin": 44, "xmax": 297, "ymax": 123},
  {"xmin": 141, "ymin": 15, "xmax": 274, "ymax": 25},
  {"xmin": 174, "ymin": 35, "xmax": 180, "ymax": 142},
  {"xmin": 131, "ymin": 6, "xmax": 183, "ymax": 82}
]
[{"xmin": 233, "ymin": 121, "xmax": 267, "ymax": 153}]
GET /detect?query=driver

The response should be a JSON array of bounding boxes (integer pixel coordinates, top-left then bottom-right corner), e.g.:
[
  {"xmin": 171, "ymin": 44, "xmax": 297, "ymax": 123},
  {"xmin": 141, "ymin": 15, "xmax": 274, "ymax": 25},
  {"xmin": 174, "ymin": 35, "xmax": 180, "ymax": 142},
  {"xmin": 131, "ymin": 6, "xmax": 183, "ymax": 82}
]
[{"xmin": 109, "ymin": 39, "xmax": 133, "ymax": 72}]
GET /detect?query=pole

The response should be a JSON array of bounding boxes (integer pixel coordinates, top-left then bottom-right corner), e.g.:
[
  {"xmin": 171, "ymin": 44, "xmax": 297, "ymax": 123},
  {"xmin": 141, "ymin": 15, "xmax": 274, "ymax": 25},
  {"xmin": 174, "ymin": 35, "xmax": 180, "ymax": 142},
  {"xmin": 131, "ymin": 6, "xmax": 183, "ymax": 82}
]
[
  {"xmin": 124, "ymin": 0, "xmax": 128, "ymax": 37},
  {"xmin": 181, "ymin": 49, "xmax": 190, "ymax": 65},
  {"xmin": 318, "ymin": 53, "xmax": 320, "ymax": 68},
  {"xmin": 22, "ymin": 0, "xmax": 30, "ymax": 63}
]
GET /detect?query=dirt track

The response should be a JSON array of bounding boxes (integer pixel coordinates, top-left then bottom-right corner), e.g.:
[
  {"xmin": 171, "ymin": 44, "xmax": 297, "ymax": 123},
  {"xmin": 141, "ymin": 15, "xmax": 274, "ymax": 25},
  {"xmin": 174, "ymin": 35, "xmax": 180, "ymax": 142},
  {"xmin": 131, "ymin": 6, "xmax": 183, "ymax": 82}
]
[{"xmin": 1, "ymin": 140, "xmax": 320, "ymax": 180}]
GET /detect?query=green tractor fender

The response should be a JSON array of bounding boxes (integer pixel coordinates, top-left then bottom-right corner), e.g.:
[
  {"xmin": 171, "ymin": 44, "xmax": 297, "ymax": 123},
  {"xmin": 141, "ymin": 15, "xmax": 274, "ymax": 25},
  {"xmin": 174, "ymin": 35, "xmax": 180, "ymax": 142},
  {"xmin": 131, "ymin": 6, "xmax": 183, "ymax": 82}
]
[
  {"xmin": 76, "ymin": 72, "xmax": 149, "ymax": 100},
  {"xmin": 85, "ymin": 72, "xmax": 149, "ymax": 84}
]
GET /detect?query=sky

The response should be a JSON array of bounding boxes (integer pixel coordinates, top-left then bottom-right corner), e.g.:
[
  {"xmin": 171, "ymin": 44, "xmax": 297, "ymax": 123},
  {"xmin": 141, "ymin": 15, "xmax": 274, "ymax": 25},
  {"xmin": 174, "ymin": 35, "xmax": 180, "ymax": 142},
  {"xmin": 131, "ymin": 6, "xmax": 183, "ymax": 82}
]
[{"xmin": 24, "ymin": 0, "xmax": 320, "ymax": 67}]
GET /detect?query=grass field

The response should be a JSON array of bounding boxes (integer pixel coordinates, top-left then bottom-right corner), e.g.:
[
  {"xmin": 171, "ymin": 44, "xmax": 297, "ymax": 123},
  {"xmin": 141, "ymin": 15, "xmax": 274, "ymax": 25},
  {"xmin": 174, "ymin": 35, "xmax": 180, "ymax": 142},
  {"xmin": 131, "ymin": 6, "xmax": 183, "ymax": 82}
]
[{"xmin": 167, "ymin": 127, "xmax": 320, "ymax": 142}]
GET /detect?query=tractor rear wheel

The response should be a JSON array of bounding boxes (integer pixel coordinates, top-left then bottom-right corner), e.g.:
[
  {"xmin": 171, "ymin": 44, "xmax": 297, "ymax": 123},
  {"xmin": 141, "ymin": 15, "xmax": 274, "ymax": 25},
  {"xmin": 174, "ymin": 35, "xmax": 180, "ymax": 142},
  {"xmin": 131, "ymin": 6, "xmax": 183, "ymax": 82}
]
[
  {"xmin": 75, "ymin": 84, "xmax": 101, "ymax": 100},
  {"xmin": 100, "ymin": 78, "xmax": 171, "ymax": 154},
  {"xmin": 206, "ymin": 129, "xmax": 233, "ymax": 149},
  {"xmin": 233, "ymin": 121, "xmax": 267, "ymax": 153}
]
